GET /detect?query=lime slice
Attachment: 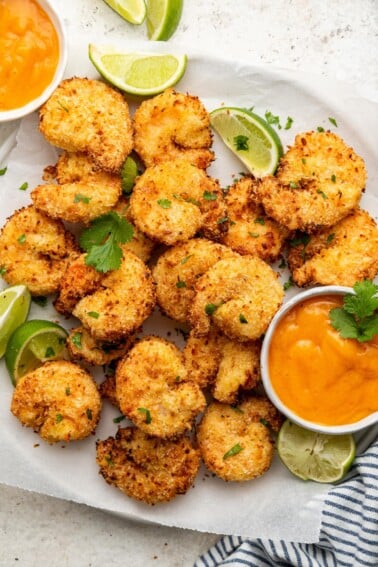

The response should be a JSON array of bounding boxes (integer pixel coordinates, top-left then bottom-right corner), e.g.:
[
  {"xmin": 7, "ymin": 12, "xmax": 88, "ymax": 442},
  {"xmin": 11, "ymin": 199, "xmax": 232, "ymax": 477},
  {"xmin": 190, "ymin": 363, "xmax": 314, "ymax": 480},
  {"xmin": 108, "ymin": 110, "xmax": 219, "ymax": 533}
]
[
  {"xmin": 210, "ymin": 107, "xmax": 283, "ymax": 178},
  {"xmin": 277, "ymin": 420, "xmax": 356, "ymax": 483},
  {"xmin": 102, "ymin": 0, "xmax": 147, "ymax": 25},
  {"xmin": 5, "ymin": 319, "xmax": 68, "ymax": 385},
  {"xmin": 121, "ymin": 155, "xmax": 139, "ymax": 194},
  {"xmin": 88, "ymin": 44, "xmax": 187, "ymax": 96},
  {"xmin": 0, "ymin": 285, "xmax": 31, "ymax": 359},
  {"xmin": 146, "ymin": 0, "xmax": 183, "ymax": 40}
]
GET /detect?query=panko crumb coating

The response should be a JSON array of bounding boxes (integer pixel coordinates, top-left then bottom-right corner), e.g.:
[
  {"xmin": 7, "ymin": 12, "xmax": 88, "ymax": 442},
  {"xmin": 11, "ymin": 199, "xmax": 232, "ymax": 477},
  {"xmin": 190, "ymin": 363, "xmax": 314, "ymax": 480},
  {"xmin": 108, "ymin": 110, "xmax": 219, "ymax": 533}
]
[
  {"xmin": 0, "ymin": 205, "xmax": 78, "ymax": 296},
  {"xmin": 152, "ymin": 238, "xmax": 236, "ymax": 324},
  {"xmin": 99, "ymin": 375, "xmax": 119, "ymax": 408},
  {"xmin": 133, "ymin": 88, "xmax": 214, "ymax": 169},
  {"xmin": 129, "ymin": 160, "xmax": 228, "ymax": 246},
  {"xmin": 73, "ymin": 250, "xmax": 156, "ymax": 343},
  {"xmin": 11, "ymin": 360, "xmax": 101, "ymax": 444},
  {"xmin": 67, "ymin": 326, "xmax": 136, "ymax": 367},
  {"xmin": 183, "ymin": 329, "xmax": 261, "ymax": 404},
  {"xmin": 188, "ymin": 255, "xmax": 284, "ymax": 341},
  {"xmin": 221, "ymin": 176, "xmax": 290, "ymax": 262},
  {"xmin": 96, "ymin": 427, "xmax": 201, "ymax": 504},
  {"xmin": 116, "ymin": 336, "xmax": 206, "ymax": 439},
  {"xmin": 254, "ymin": 131, "xmax": 366, "ymax": 232},
  {"xmin": 54, "ymin": 151, "xmax": 122, "ymax": 187},
  {"xmin": 197, "ymin": 397, "xmax": 283, "ymax": 482},
  {"xmin": 288, "ymin": 208, "xmax": 378, "ymax": 286},
  {"xmin": 39, "ymin": 78, "xmax": 133, "ymax": 173}
]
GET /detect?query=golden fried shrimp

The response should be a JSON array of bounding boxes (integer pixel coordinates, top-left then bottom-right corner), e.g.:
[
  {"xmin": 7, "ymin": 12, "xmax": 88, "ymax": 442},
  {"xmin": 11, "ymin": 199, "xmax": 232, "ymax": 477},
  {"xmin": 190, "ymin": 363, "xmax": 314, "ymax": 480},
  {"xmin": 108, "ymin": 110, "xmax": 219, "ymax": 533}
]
[
  {"xmin": 11, "ymin": 360, "xmax": 101, "ymax": 444},
  {"xmin": 183, "ymin": 329, "xmax": 261, "ymax": 404},
  {"xmin": 113, "ymin": 198, "xmax": 155, "ymax": 263},
  {"xmin": 0, "ymin": 205, "xmax": 78, "ymax": 296},
  {"xmin": 31, "ymin": 181, "xmax": 121, "ymax": 225},
  {"xmin": 288, "ymin": 209, "xmax": 378, "ymax": 286},
  {"xmin": 54, "ymin": 253, "xmax": 103, "ymax": 316},
  {"xmin": 254, "ymin": 131, "xmax": 366, "ymax": 232},
  {"xmin": 39, "ymin": 77, "xmax": 133, "ymax": 173},
  {"xmin": 188, "ymin": 255, "xmax": 284, "ymax": 341},
  {"xmin": 152, "ymin": 238, "xmax": 236, "ymax": 323},
  {"xmin": 54, "ymin": 151, "xmax": 122, "ymax": 186},
  {"xmin": 73, "ymin": 250, "xmax": 156, "ymax": 343},
  {"xmin": 133, "ymin": 88, "xmax": 214, "ymax": 169},
  {"xmin": 129, "ymin": 160, "xmax": 227, "ymax": 246},
  {"xmin": 96, "ymin": 427, "xmax": 201, "ymax": 504},
  {"xmin": 197, "ymin": 396, "xmax": 282, "ymax": 482},
  {"xmin": 67, "ymin": 326, "xmax": 135, "ymax": 366},
  {"xmin": 221, "ymin": 176, "xmax": 289, "ymax": 261},
  {"xmin": 116, "ymin": 336, "xmax": 206, "ymax": 438}
]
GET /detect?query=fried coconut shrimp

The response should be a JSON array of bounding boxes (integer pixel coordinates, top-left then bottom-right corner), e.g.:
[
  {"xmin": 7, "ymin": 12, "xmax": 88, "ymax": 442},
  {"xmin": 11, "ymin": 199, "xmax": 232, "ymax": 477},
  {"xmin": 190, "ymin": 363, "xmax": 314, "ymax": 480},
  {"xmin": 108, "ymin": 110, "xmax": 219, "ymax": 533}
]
[
  {"xmin": 39, "ymin": 77, "xmax": 133, "ymax": 173},
  {"xmin": 133, "ymin": 88, "xmax": 214, "ymax": 169},
  {"xmin": 0, "ymin": 205, "xmax": 78, "ymax": 296},
  {"xmin": 189, "ymin": 255, "xmax": 284, "ymax": 341},
  {"xmin": 67, "ymin": 326, "xmax": 135, "ymax": 366},
  {"xmin": 183, "ymin": 329, "xmax": 261, "ymax": 404},
  {"xmin": 129, "ymin": 160, "xmax": 227, "ymax": 246},
  {"xmin": 11, "ymin": 360, "xmax": 101, "ymax": 443},
  {"xmin": 116, "ymin": 336, "xmax": 206, "ymax": 438},
  {"xmin": 96, "ymin": 427, "xmax": 201, "ymax": 504},
  {"xmin": 221, "ymin": 176, "xmax": 289, "ymax": 262},
  {"xmin": 288, "ymin": 208, "xmax": 378, "ymax": 286},
  {"xmin": 73, "ymin": 250, "xmax": 156, "ymax": 343},
  {"xmin": 254, "ymin": 131, "xmax": 366, "ymax": 232},
  {"xmin": 113, "ymin": 198, "xmax": 155, "ymax": 263},
  {"xmin": 197, "ymin": 396, "xmax": 282, "ymax": 482},
  {"xmin": 152, "ymin": 238, "xmax": 236, "ymax": 323}
]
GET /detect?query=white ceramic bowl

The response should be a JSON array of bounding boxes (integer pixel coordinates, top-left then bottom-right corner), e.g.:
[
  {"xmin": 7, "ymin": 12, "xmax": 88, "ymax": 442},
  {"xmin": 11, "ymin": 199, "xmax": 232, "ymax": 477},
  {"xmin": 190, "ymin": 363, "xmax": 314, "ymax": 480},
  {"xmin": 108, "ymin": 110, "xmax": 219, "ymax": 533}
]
[
  {"xmin": 261, "ymin": 285, "xmax": 378, "ymax": 435},
  {"xmin": 0, "ymin": 0, "xmax": 67, "ymax": 123}
]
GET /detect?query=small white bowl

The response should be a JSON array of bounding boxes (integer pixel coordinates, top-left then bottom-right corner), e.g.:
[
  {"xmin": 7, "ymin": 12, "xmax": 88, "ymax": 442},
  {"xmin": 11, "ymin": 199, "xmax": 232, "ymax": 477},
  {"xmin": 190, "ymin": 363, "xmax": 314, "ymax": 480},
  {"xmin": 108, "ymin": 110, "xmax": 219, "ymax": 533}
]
[
  {"xmin": 261, "ymin": 285, "xmax": 378, "ymax": 435},
  {"xmin": 0, "ymin": 0, "xmax": 67, "ymax": 123}
]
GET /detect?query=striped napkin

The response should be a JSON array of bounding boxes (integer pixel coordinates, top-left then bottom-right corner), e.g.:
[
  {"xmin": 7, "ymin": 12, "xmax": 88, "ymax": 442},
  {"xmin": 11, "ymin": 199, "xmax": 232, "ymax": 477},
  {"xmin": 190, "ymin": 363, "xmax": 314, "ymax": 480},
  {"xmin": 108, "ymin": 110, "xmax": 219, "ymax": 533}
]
[{"xmin": 195, "ymin": 428, "xmax": 378, "ymax": 567}]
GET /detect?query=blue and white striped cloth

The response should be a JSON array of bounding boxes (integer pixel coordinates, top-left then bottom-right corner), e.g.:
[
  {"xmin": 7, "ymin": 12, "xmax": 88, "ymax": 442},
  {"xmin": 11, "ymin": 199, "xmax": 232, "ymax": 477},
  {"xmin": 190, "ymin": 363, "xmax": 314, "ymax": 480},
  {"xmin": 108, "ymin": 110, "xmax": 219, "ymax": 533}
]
[{"xmin": 195, "ymin": 433, "xmax": 378, "ymax": 567}]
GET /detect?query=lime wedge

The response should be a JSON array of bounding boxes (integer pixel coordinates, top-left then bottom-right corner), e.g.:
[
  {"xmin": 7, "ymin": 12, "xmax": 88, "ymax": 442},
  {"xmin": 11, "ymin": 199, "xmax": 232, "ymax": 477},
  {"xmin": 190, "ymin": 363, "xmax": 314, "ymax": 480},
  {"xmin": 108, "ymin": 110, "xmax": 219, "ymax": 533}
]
[
  {"xmin": 146, "ymin": 0, "xmax": 183, "ymax": 40},
  {"xmin": 0, "ymin": 285, "xmax": 31, "ymax": 358},
  {"xmin": 121, "ymin": 155, "xmax": 139, "ymax": 194},
  {"xmin": 277, "ymin": 420, "xmax": 356, "ymax": 483},
  {"xmin": 210, "ymin": 107, "xmax": 283, "ymax": 178},
  {"xmin": 88, "ymin": 44, "xmax": 187, "ymax": 96},
  {"xmin": 5, "ymin": 319, "xmax": 68, "ymax": 385},
  {"xmin": 102, "ymin": 0, "xmax": 147, "ymax": 25}
]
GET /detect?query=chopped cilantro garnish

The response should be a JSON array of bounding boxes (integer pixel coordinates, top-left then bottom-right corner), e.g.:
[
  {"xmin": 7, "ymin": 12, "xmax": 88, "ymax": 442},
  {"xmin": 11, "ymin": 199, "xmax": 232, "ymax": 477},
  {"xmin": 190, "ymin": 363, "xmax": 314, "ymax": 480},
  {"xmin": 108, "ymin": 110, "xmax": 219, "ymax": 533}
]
[
  {"xmin": 254, "ymin": 217, "xmax": 265, "ymax": 225},
  {"xmin": 331, "ymin": 174, "xmax": 336, "ymax": 183},
  {"xmin": 18, "ymin": 182, "xmax": 28, "ymax": 191},
  {"xmin": 317, "ymin": 189, "xmax": 328, "ymax": 199},
  {"xmin": 283, "ymin": 276, "xmax": 295, "ymax": 291},
  {"xmin": 86, "ymin": 409, "xmax": 93, "ymax": 421},
  {"xmin": 0, "ymin": 266, "xmax": 6, "ymax": 276},
  {"xmin": 234, "ymin": 135, "xmax": 249, "ymax": 151},
  {"xmin": 284, "ymin": 116, "xmax": 294, "ymax": 130},
  {"xmin": 326, "ymin": 233, "xmax": 335, "ymax": 244},
  {"xmin": 223, "ymin": 443, "xmax": 243, "ymax": 460},
  {"xmin": 317, "ymin": 126, "xmax": 325, "ymax": 132},
  {"xmin": 74, "ymin": 193, "xmax": 91, "ymax": 204},
  {"xmin": 88, "ymin": 311, "xmax": 100, "ymax": 319},
  {"xmin": 328, "ymin": 117, "xmax": 338, "ymax": 127},
  {"xmin": 265, "ymin": 111, "xmax": 281, "ymax": 129},
  {"xmin": 157, "ymin": 198, "xmax": 172, "ymax": 209},
  {"xmin": 0, "ymin": 166, "xmax": 7, "ymax": 176},
  {"xmin": 176, "ymin": 279, "xmax": 186, "ymax": 289},
  {"xmin": 138, "ymin": 407, "xmax": 151, "ymax": 424},
  {"xmin": 278, "ymin": 257, "xmax": 286, "ymax": 269},
  {"xmin": 65, "ymin": 387, "xmax": 71, "ymax": 396},
  {"xmin": 32, "ymin": 296, "xmax": 47, "ymax": 307},
  {"xmin": 289, "ymin": 181, "xmax": 298, "ymax": 189},
  {"xmin": 248, "ymin": 232, "xmax": 259, "ymax": 238},
  {"xmin": 17, "ymin": 234, "xmax": 26, "ymax": 244},
  {"xmin": 113, "ymin": 415, "xmax": 125, "ymax": 424},
  {"xmin": 180, "ymin": 254, "xmax": 193, "ymax": 265},
  {"xmin": 56, "ymin": 414, "xmax": 63, "ymax": 423},
  {"xmin": 239, "ymin": 314, "xmax": 248, "ymax": 324},
  {"xmin": 71, "ymin": 332, "xmax": 83, "ymax": 350},
  {"xmin": 205, "ymin": 303, "xmax": 218, "ymax": 316},
  {"xmin": 217, "ymin": 216, "xmax": 229, "ymax": 224},
  {"xmin": 203, "ymin": 191, "xmax": 217, "ymax": 201}
]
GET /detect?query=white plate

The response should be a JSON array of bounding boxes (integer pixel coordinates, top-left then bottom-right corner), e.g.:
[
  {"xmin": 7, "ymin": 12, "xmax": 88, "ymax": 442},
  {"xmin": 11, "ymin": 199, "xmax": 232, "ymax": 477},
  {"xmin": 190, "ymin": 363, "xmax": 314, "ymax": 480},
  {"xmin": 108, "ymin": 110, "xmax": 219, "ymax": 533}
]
[{"xmin": 0, "ymin": 38, "xmax": 377, "ymax": 543}]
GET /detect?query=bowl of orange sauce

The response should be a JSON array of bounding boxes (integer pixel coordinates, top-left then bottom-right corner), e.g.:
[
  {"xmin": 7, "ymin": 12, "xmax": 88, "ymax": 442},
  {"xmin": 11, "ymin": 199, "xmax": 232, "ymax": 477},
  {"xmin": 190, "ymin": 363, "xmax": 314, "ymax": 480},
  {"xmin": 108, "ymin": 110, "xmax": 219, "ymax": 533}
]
[
  {"xmin": 261, "ymin": 286, "xmax": 378, "ymax": 434},
  {"xmin": 0, "ymin": 0, "xmax": 67, "ymax": 122}
]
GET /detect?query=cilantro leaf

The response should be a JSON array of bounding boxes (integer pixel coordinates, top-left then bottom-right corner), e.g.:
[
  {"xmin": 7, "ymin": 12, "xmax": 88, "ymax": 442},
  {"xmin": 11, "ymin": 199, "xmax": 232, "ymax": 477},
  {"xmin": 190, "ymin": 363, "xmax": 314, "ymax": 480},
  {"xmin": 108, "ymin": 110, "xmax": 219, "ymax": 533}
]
[
  {"xmin": 343, "ymin": 280, "xmax": 378, "ymax": 319},
  {"xmin": 329, "ymin": 308, "xmax": 359, "ymax": 340}
]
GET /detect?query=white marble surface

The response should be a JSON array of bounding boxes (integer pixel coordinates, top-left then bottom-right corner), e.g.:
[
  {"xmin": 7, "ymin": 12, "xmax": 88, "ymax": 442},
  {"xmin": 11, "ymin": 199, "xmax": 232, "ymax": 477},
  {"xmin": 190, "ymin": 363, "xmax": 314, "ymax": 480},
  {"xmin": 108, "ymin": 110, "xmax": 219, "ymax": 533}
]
[{"xmin": 0, "ymin": 1, "xmax": 377, "ymax": 566}]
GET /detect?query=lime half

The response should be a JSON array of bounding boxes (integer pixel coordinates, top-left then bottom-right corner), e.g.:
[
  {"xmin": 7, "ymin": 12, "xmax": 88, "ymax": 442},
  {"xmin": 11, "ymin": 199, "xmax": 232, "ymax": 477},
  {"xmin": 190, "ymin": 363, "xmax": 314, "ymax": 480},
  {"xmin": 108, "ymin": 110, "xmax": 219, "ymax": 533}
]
[
  {"xmin": 89, "ymin": 44, "xmax": 187, "ymax": 96},
  {"xmin": 102, "ymin": 0, "xmax": 147, "ymax": 25},
  {"xmin": 277, "ymin": 420, "xmax": 356, "ymax": 483},
  {"xmin": 0, "ymin": 285, "xmax": 31, "ymax": 358},
  {"xmin": 210, "ymin": 106, "xmax": 283, "ymax": 178},
  {"xmin": 146, "ymin": 0, "xmax": 183, "ymax": 41},
  {"xmin": 5, "ymin": 319, "xmax": 68, "ymax": 385}
]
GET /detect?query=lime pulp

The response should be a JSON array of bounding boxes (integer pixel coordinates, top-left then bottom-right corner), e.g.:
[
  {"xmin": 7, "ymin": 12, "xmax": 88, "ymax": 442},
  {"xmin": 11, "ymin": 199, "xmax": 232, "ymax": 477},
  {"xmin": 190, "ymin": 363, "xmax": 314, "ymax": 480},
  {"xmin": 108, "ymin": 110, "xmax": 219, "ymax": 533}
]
[{"xmin": 0, "ymin": 285, "xmax": 31, "ymax": 358}]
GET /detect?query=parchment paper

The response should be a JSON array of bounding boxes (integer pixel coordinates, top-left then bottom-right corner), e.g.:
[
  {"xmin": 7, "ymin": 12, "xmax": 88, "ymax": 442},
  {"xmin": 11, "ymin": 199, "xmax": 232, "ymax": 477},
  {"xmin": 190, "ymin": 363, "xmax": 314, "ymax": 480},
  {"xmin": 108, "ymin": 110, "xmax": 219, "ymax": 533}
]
[{"xmin": 0, "ymin": 36, "xmax": 377, "ymax": 543}]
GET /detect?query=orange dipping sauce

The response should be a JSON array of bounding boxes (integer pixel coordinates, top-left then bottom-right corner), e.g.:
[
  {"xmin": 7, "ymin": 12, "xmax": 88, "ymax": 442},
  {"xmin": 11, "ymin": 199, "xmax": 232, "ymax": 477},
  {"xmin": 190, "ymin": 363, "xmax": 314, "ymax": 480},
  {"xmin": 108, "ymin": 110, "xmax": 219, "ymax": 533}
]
[
  {"xmin": 0, "ymin": 0, "xmax": 60, "ymax": 111},
  {"xmin": 268, "ymin": 295, "xmax": 378, "ymax": 426}
]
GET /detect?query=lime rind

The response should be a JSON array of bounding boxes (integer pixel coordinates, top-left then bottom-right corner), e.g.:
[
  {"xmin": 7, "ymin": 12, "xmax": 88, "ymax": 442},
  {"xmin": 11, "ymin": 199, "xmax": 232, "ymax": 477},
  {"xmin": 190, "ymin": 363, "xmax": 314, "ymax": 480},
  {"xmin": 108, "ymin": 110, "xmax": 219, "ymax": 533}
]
[
  {"xmin": 146, "ymin": 0, "xmax": 183, "ymax": 41},
  {"xmin": 0, "ymin": 285, "xmax": 31, "ymax": 358},
  {"xmin": 103, "ymin": 0, "xmax": 147, "ymax": 25}
]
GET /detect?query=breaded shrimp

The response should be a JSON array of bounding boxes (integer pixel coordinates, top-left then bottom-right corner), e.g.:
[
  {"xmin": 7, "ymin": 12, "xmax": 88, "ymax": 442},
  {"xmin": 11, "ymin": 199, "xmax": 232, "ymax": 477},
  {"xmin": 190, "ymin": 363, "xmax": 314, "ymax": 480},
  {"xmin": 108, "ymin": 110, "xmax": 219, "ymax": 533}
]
[
  {"xmin": 254, "ymin": 131, "xmax": 366, "ymax": 232},
  {"xmin": 0, "ymin": 205, "xmax": 78, "ymax": 296},
  {"xmin": 183, "ymin": 329, "xmax": 261, "ymax": 404},
  {"xmin": 67, "ymin": 326, "xmax": 135, "ymax": 366},
  {"xmin": 116, "ymin": 336, "xmax": 206, "ymax": 438},
  {"xmin": 133, "ymin": 88, "xmax": 214, "ymax": 169},
  {"xmin": 113, "ymin": 198, "xmax": 155, "ymax": 263},
  {"xmin": 96, "ymin": 427, "xmax": 201, "ymax": 504},
  {"xmin": 221, "ymin": 176, "xmax": 289, "ymax": 261},
  {"xmin": 39, "ymin": 77, "xmax": 133, "ymax": 173},
  {"xmin": 152, "ymin": 238, "xmax": 236, "ymax": 323},
  {"xmin": 54, "ymin": 151, "xmax": 122, "ymax": 186},
  {"xmin": 197, "ymin": 396, "xmax": 283, "ymax": 482},
  {"xmin": 129, "ymin": 160, "xmax": 227, "ymax": 246},
  {"xmin": 188, "ymin": 255, "xmax": 284, "ymax": 341},
  {"xmin": 73, "ymin": 250, "xmax": 156, "ymax": 343},
  {"xmin": 288, "ymin": 208, "xmax": 378, "ymax": 286},
  {"xmin": 11, "ymin": 360, "xmax": 101, "ymax": 444}
]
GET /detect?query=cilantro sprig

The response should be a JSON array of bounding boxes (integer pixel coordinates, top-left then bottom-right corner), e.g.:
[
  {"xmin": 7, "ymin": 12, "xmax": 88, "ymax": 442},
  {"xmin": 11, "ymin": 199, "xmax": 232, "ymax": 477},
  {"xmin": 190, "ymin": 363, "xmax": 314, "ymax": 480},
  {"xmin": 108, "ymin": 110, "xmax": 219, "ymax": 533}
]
[
  {"xmin": 329, "ymin": 280, "xmax": 378, "ymax": 342},
  {"xmin": 80, "ymin": 212, "xmax": 134, "ymax": 273}
]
